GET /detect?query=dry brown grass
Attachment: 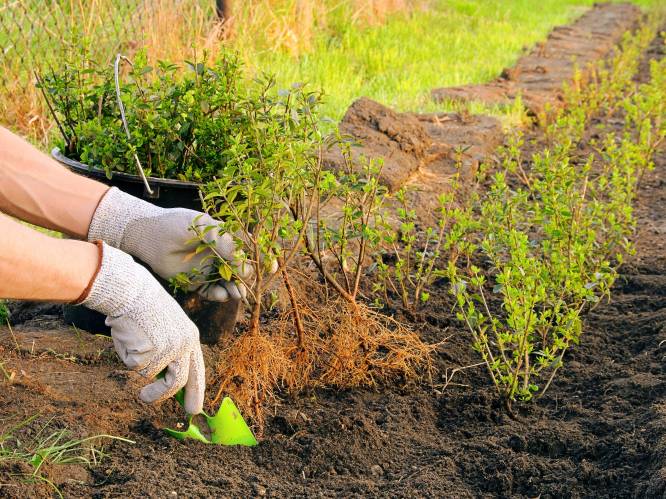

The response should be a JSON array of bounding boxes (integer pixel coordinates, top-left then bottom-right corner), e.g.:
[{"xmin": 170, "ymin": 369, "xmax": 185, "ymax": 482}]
[
  {"xmin": 0, "ymin": 78, "xmax": 51, "ymax": 146},
  {"xmin": 229, "ymin": 0, "xmax": 418, "ymax": 57},
  {"xmin": 133, "ymin": 0, "xmax": 225, "ymax": 63},
  {"xmin": 351, "ymin": 0, "xmax": 413, "ymax": 25}
]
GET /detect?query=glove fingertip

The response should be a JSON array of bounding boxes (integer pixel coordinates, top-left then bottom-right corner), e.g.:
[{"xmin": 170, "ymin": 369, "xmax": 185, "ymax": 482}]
[
  {"xmin": 183, "ymin": 395, "xmax": 204, "ymax": 416},
  {"xmin": 225, "ymin": 282, "xmax": 243, "ymax": 301},
  {"xmin": 237, "ymin": 259, "xmax": 254, "ymax": 279},
  {"xmin": 184, "ymin": 350, "xmax": 205, "ymax": 415},
  {"xmin": 140, "ymin": 358, "xmax": 188, "ymax": 404},
  {"xmin": 139, "ymin": 379, "xmax": 172, "ymax": 404},
  {"xmin": 200, "ymin": 285, "xmax": 230, "ymax": 303}
]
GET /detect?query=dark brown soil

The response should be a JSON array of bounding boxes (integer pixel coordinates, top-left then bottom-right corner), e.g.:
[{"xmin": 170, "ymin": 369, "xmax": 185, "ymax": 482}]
[{"xmin": 1, "ymin": 7, "xmax": 664, "ymax": 499}]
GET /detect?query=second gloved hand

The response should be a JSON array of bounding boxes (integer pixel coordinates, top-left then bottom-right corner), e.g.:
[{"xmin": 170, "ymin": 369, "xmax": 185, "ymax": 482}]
[
  {"xmin": 88, "ymin": 187, "xmax": 249, "ymax": 303},
  {"xmin": 78, "ymin": 242, "xmax": 205, "ymax": 414}
]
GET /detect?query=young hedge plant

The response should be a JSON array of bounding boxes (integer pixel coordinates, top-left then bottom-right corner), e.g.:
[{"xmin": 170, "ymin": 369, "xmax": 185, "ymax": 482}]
[
  {"xmin": 372, "ymin": 146, "xmax": 482, "ymax": 315},
  {"xmin": 448, "ymin": 140, "xmax": 638, "ymax": 409},
  {"xmin": 196, "ymin": 78, "xmax": 323, "ymax": 336},
  {"xmin": 447, "ymin": 22, "xmax": 663, "ymax": 408}
]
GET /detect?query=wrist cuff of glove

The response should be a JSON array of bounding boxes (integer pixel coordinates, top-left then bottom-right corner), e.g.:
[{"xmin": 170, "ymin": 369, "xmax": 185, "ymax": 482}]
[
  {"xmin": 87, "ymin": 187, "xmax": 161, "ymax": 248},
  {"xmin": 74, "ymin": 241, "xmax": 145, "ymax": 317},
  {"xmin": 73, "ymin": 240, "xmax": 104, "ymax": 305}
]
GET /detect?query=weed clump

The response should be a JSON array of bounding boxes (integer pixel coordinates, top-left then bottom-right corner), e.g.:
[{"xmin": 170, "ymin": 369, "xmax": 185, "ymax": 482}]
[
  {"xmin": 0, "ymin": 301, "xmax": 8, "ymax": 324},
  {"xmin": 0, "ymin": 415, "xmax": 132, "ymax": 497}
]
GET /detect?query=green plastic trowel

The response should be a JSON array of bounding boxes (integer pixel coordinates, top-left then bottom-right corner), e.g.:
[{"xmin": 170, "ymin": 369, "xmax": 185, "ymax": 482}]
[{"xmin": 160, "ymin": 374, "xmax": 257, "ymax": 446}]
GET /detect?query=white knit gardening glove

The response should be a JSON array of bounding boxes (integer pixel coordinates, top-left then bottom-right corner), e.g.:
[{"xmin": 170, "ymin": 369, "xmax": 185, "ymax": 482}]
[
  {"xmin": 77, "ymin": 242, "xmax": 205, "ymax": 414},
  {"xmin": 88, "ymin": 187, "xmax": 249, "ymax": 303}
]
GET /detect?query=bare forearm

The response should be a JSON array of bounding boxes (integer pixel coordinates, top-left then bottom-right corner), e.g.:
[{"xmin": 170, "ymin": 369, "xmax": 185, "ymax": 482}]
[
  {"xmin": 0, "ymin": 213, "xmax": 99, "ymax": 302},
  {"xmin": 0, "ymin": 126, "xmax": 108, "ymax": 238}
]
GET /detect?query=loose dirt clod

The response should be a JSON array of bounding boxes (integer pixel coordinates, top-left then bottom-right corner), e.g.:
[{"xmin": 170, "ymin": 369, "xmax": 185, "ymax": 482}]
[
  {"xmin": 322, "ymin": 97, "xmax": 432, "ymax": 192},
  {"xmin": 400, "ymin": 112, "xmax": 505, "ymax": 222}
]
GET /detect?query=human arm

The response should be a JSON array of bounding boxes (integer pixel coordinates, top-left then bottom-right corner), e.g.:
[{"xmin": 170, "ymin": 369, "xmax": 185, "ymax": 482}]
[
  {"xmin": 0, "ymin": 212, "xmax": 99, "ymax": 301},
  {"xmin": 0, "ymin": 214, "xmax": 205, "ymax": 413},
  {"xmin": 0, "ymin": 126, "xmax": 108, "ymax": 239},
  {"xmin": 0, "ymin": 126, "xmax": 246, "ymax": 301}
]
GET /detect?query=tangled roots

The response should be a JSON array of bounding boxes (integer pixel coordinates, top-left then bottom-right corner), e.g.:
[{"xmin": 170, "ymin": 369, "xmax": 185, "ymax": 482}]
[{"xmin": 209, "ymin": 281, "xmax": 438, "ymax": 429}]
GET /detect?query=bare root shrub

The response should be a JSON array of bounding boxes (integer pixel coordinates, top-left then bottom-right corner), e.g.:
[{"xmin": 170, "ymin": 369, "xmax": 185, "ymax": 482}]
[
  {"xmin": 262, "ymin": 269, "xmax": 327, "ymax": 393},
  {"xmin": 276, "ymin": 271, "xmax": 437, "ymax": 391},
  {"xmin": 317, "ymin": 299, "xmax": 435, "ymax": 388},
  {"xmin": 210, "ymin": 331, "xmax": 291, "ymax": 432},
  {"xmin": 279, "ymin": 320, "xmax": 326, "ymax": 393},
  {"xmin": 208, "ymin": 268, "xmax": 436, "ymax": 427}
]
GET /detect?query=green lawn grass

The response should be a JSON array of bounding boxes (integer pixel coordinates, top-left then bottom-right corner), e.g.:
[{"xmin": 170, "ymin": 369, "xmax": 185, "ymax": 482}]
[{"xmin": 244, "ymin": 0, "xmax": 662, "ymax": 122}]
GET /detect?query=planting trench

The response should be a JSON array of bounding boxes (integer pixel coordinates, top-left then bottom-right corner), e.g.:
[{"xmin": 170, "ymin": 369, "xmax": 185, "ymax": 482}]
[{"xmin": 1, "ymin": 3, "xmax": 665, "ymax": 497}]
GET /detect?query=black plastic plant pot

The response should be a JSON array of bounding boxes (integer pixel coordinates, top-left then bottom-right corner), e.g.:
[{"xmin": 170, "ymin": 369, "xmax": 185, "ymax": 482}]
[
  {"xmin": 52, "ymin": 148, "xmax": 201, "ymax": 207},
  {"xmin": 52, "ymin": 148, "xmax": 240, "ymax": 346}
]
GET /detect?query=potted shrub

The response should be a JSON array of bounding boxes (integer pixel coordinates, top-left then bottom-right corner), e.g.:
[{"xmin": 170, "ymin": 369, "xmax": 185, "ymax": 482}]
[{"xmin": 40, "ymin": 50, "xmax": 269, "ymax": 344}]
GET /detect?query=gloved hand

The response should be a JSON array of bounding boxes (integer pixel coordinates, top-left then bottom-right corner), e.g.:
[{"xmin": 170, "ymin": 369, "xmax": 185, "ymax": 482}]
[
  {"xmin": 78, "ymin": 242, "xmax": 205, "ymax": 414},
  {"xmin": 88, "ymin": 187, "xmax": 248, "ymax": 303}
]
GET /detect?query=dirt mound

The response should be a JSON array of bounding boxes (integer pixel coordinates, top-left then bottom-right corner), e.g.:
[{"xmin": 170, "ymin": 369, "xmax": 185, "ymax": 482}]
[
  {"xmin": 396, "ymin": 112, "xmax": 504, "ymax": 222},
  {"xmin": 322, "ymin": 97, "xmax": 432, "ymax": 192},
  {"xmin": 414, "ymin": 112, "xmax": 505, "ymax": 177},
  {"xmin": 323, "ymin": 105, "xmax": 504, "ymax": 215},
  {"xmin": 432, "ymin": 2, "xmax": 642, "ymax": 116}
]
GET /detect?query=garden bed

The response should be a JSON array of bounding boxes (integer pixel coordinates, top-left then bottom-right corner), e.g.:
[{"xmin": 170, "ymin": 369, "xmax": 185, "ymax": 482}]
[{"xmin": 1, "ymin": 6, "xmax": 665, "ymax": 498}]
